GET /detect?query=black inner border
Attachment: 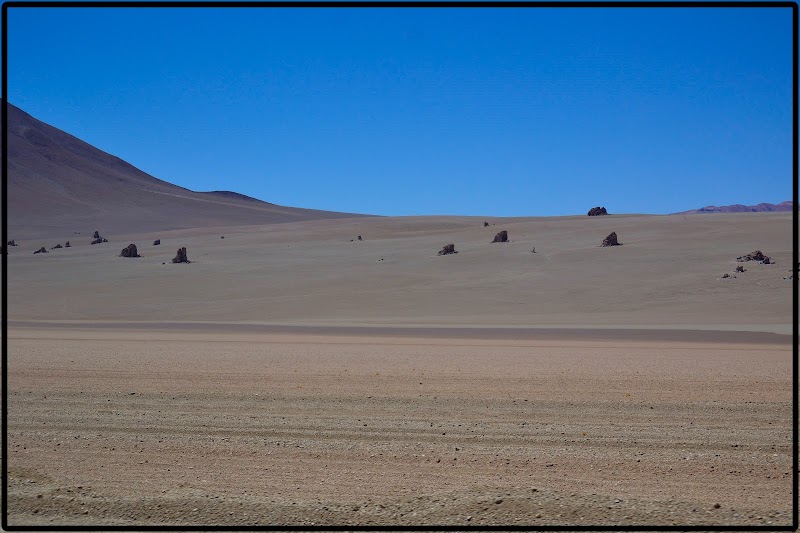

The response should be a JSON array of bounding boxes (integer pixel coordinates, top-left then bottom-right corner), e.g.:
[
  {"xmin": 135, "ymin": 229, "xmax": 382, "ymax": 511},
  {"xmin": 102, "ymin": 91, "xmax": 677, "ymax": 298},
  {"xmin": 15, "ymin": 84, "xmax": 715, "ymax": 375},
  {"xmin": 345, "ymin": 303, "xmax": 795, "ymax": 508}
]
[{"xmin": 1, "ymin": 1, "xmax": 797, "ymax": 530}]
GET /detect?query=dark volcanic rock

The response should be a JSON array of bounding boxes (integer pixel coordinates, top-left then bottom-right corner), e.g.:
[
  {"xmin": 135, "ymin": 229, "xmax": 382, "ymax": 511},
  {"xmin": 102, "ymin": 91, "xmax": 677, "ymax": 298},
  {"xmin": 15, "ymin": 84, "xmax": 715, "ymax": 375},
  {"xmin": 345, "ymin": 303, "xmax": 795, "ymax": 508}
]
[
  {"xmin": 484, "ymin": 221, "xmax": 489, "ymax": 227},
  {"xmin": 65, "ymin": 241, "xmax": 70, "ymax": 248},
  {"xmin": 172, "ymin": 247, "xmax": 190, "ymax": 264},
  {"xmin": 737, "ymin": 250, "xmax": 772, "ymax": 263},
  {"xmin": 6, "ymin": 240, "xmax": 16, "ymax": 246},
  {"xmin": 90, "ymin": 238, "xmax": 104, "ymax": 245},
  {"xmin": 491, "ymin": 231, "xmax": 508, "ymax": 243},
  {"xmin": 358, "ymin": 235, "xmax": 363, "ymax": 241},
  {"xmin": 588, "ymin": 206, "xmax": 609, "ymax": 216},
  {"xmin": 93, "ymin": 230, "xmax": 100, "ymax": 239},
  {"xmin": 120, "ymin": 244, "xmax": 140, "ymax": 258},
  {"xmin": 33, "ymin": 247, "xmax": 47, "ymax": 254},
  {"xmin": 52, "ymin": 244, "xmax": 62, "ymax": 249},
  {"xmin": 438, "ymin": 244, "xmax": 457, "ymax": 256},
  {"xmin": 735, "ymin": 265, "xmax": 746, "ymax": 273},
  {"xmin": 601, "ymin": 232, "xmax": 620, "ymax": 247},
  {"xmin": 153, "ymin": 239, "xmax": 161, "ymax": 246}
]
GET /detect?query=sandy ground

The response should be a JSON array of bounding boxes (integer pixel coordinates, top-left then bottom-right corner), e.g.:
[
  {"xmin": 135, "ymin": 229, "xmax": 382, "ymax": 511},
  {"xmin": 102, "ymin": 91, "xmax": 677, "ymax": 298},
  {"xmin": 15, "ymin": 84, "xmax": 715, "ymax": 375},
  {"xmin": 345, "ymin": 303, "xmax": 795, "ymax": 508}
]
[
  {"xmin": 6, "ymin": 326, "xmax": 792, "ymax": 527},
  {"xmin": 4, "ymin": 211, "xmax": 795, "ymax": 528}
]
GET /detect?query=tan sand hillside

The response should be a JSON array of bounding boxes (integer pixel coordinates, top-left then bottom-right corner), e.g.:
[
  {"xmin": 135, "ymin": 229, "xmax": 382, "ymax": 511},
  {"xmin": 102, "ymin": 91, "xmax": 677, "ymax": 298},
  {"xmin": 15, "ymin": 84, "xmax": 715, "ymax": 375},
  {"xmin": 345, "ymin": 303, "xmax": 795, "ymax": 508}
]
[{"xmin": 6, "ymin": 211, "xmax": 793, "ymax": 332}]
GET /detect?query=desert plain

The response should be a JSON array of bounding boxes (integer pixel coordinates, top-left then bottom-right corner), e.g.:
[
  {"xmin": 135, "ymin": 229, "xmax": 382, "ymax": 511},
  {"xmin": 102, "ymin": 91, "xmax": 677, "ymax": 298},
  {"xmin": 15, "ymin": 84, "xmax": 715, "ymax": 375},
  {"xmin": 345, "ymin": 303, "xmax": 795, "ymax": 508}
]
[{"xmin": 4, "ymin": 209, "xmax": 795, "ymax": 528}]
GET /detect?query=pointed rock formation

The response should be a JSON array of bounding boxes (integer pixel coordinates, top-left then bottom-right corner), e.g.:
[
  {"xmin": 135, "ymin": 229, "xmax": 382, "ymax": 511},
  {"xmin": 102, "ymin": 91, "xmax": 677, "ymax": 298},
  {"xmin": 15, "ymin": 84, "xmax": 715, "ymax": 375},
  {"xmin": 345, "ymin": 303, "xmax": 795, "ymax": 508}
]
[{"xmin": 491, "ymin": 231, "xmax": 508, "ymax": 243}]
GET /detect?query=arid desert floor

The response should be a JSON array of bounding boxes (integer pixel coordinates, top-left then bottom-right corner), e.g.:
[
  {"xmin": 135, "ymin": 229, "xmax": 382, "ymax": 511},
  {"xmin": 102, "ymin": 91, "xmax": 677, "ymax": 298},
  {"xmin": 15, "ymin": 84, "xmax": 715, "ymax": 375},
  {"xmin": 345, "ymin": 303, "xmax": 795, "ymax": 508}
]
[{"xmin": 5, "ymin": 211, "xmax": 794, "ymax": 527}]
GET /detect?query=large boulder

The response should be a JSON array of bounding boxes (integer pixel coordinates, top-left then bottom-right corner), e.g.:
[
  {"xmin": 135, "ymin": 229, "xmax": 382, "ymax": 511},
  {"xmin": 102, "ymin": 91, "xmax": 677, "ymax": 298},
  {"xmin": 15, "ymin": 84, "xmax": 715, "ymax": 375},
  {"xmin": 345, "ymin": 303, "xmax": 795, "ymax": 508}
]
[
  {"xmin": 33, "ymin": 247, "xmax": 48, "ymax": 254},
  {"xmin": 588, "ymin": 206, "xmax": 609, "ymax": 216},
  {"xmin": 601, "ymin": 232, "xmax": 620, "ymax": 246},
  {"xmin": 172, "ymin": 247, "xmax": 190, "ymax": 264},
  {"xmin": 120, "ymin": 244, "xmax": 140, "ymax": 258},
  {"xmin": 438, "ymin": 244, "xmax": 457, "ymax": 256},
  {"xmin": 491, "ymin": 231, "xmax": 508, "ymax": 243}
]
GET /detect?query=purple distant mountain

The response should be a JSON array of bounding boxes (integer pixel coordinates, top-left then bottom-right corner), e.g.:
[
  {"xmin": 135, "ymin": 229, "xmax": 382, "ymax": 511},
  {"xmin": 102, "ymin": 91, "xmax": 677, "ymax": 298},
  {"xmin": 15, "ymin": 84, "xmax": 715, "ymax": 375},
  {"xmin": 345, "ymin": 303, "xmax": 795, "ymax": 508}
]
[{"xmin": 674, "ymin": 201, "xmax": 793, "ymax": 214}]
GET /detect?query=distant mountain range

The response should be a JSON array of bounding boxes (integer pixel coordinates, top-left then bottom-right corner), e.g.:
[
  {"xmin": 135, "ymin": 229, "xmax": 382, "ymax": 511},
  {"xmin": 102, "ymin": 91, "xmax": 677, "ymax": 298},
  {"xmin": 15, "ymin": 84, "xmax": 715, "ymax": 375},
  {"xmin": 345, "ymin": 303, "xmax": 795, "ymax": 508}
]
[
  {"xmin": 674, "ymin": 201, "xmax": 793, "ymax": 215},
  {"xmin": 3, "ymin": 102, "xmax": 368, "ymax": 239}
]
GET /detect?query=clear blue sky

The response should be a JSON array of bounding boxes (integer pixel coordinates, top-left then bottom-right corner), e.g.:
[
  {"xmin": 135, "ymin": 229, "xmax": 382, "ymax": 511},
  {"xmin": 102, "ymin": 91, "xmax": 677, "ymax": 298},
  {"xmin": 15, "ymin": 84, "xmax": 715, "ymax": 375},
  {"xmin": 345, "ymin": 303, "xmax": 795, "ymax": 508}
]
[{"xmin": 6, "ymin": 6, "xmax": 793, "ymax": 216}]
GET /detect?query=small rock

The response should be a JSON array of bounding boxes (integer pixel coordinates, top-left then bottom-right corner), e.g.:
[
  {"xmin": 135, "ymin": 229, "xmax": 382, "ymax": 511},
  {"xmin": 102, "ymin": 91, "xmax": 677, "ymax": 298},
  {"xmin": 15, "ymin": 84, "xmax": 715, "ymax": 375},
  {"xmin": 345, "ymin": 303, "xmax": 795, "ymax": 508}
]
[
  {"xmin": 495, "ymin": 498, "xmax": 503, "ymax": 504},
  {"xmin": 357, "ymin": 235, "xmax": 363, "ymax": 241},
  {"xmin": 221, "ymin": 236, "xmax": 224, "ymax": 239},
  {"xmin": 438, "ymin": 244, "xmax": 457, "ymax": 256},
  {"xmin": 601, "ymin": 232, "xmax": 620, "ymax": 247},
  {"xmin": 492, "ymin": 230, "xmax": 508, "ymax": 243},
  {"xmin": 33, "ymin": 247, "xmax": 48, "ymax": 254},
  {"xmin": 65, "ymin": 241, "xmax": 70, "ymax": 248},
  {"xmin": 93, "ymin": 230, "xmax": 100, "ymax": 239},
  {"xmin": 172, "ymin": 247, "xmax": 190, "ymax": 264},
  {"xmin": 52, "ymin": 244, "xmax": 62, "ymax": 249},
  {"xmin": 483, "ymin": 221, "xmax": 489, "ymax": 227},
  {"xmin": 153, "ymin": 239, "xmax": 161, "ymax": 246},
  {"xmin": 6, "ymin": 239, "xmax": 16, "ymax": 246},
  {"xmin": 713, "ymin": 503, "xmax": 721, "ymax": 509},
  {"xmin": 587, "ymin": 206, "xmax": 609, "ymax": 216},
  {"xmin": 735, "ymin": 265, "xmax": 745, "ymax": 273}
]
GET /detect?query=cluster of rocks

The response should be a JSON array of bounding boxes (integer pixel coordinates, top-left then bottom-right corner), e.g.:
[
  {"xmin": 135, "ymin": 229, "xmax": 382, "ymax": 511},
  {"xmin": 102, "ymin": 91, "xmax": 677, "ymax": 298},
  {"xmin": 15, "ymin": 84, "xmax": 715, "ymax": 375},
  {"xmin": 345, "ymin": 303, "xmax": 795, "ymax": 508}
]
[
  {"xmin": 90, "ymin": 230, "xmax": 108, "ymax": 245},
  {"xmin": 736, "ymin": 250, "xmax": 773, "ymax": 264},
  {"xmin": 601, "ymin": 232, "xmax": 620, "ymax": 247},
  {"xmin": 438, "ymin": 244, "xmax": 457, "ymax": 256},
  {"xmin": 153, "ymin": 239, "xmax": 161, "ymax": 246},
  {"xmin": 492, "ymin": 231, "xmax": 509, "ymax": 243},
  {"xmin": 120, "ymin": 244, "xmax": 141, "ymax": 258},
  {"xmin": 588, "ymin": 206, "xmax": 609, "ymax": 216},
  {"xmin": 172, "ymin": 247, "xmax": 190, "ymax": 264},
  {"xmin": 52, "ymin": 244, "xmax": 62, "ymax": 249},
  {"xmin": 6, "ymin": 240, "xmax": 17, "ymax": 247},
  {"xmin": 33, "ymin": 247, "xmax": 48, "ymax": 254},
  {"xmin": 349, "ymin": 236, "xmax": 364, "ymax": 242}
]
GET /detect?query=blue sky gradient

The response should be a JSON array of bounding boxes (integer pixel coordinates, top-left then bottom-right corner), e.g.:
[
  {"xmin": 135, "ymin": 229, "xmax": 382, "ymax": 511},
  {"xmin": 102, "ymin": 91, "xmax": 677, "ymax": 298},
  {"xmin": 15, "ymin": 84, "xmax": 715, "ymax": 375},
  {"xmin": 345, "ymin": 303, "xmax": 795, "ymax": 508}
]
[{"xmin": 6, "ymin": 6, "xmax": 793, "ymax": 216}]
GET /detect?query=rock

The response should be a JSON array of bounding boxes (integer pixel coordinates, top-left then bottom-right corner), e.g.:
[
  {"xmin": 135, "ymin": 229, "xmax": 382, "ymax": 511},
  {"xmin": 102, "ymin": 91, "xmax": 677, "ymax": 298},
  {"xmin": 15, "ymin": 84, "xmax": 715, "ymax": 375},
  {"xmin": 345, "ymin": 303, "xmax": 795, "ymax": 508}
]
[
  {"xmin": 491, "ymin": 231, "xmax": 508, "ymax": 243},
  {"xmin": 737, "ymin": 250, "xmax": 771, "ymax": 263},
  {"xmin": 119, "ymin": 244, "xmax": 140, "ymax": 258},
  {"xmin": 531, "ymin": 247, "xmax": 536, "ymax": 253},
  {"xmin": 92, "ymin": 230, "xmax": 100, "ymax": 239},
  {"xmin": 90, "ymin": 238, "xmax": 104, "ymax": 245},
  {"xmin": 721, "ymin": 273, "xmax": 732, "ymax": 279},
  {"xmin": 484, "ymin": 221, "xmax": 489, "ymax": 227},
  {"xmin": 65, "ymin": 241, "xmax": 70, "ymax": 248},
  {"xmin": 33, "ymin": 247, "xmax": 48, "ymax": 254},
  {"xmin": 358, "ymin": 235, "xmax": 363, "ymax": 241},
  {"xmin": 52, "ymin": 244, "xmax": 62, "ymax": 249},
  {"xmin": 587, "ymin": 206, "xmax": 609, "ymax": 216},
  {"xmin": 153, "ymin": 239, "xmax": 161, "ymax": 246},
  {"xmin": 172, "ymin": 247, "xmax": 190, "ymax": 264},
  {"xmin": 438, "ymin": 244, "xmax": 457, "ymax": 256},
  {"xmin": 103, "ymin": 238, "xmax": 108, "ymax": 243},
  {"xmin": 735, "ymin": 265, "xmax": 745, "ymax": 273},
  {"xmin": 6, "ymin": 240, "xmax": 16, "ymax": 246},
  {"xmin": 221, "ymin": 236, "xmax": 224, "ymax": 239},
  {"xmin": 601, "ymin": 232, "xmax": 620, "ymax": 246}
]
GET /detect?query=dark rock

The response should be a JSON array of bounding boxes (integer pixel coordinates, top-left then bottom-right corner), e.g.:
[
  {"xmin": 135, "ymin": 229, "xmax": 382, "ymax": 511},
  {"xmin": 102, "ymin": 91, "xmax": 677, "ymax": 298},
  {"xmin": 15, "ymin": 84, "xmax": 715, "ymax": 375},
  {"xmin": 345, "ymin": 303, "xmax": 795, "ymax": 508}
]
[
  {"xmin": 172, "ymin": 247, "xmax": 190, "ymax": 264},
  {"xmin": 721, "ymin": 273, "xmax": 731, "ymax": 279},
  {"xmin": 52, "ymin": 244, "xmax": 62, "ymax": 249},
  {"xmin": 65, "ymin": 241, "xmax": 70, "ymax": 248},
  {"xmin": 531, "ymin": 247, "xmax": 536, "ymax": 253},
  {"xmin": 735, "ymin": 265, "xmax": 745, "ymax": 273},
  {"xmin": 588, "ymin": 206, "xmax": 609, "ymax": 216},
  {"xmin": 736, "ymin": 250, "xmax": 771, "ymax": 263},
  {"xmin": 93, "ymin": 230, "xmax": 100, "ymax": 239},
  {"xmin": 102, "ymin": 238, "xmax": 108, "ymax": 243},
  {"xmin": 6, "ymin": 240, "xmax": 16, "ymax": 246},
  {"xmin": 90, "ymin": 238, "xmax": 104, "ymax": 245},
  {"xmin": 358, "ymin": 235, "xmax": 363, "ymax": 241},
  {"xmin": 120, "ymin": 244, "xmax": 140, "ymax": 258},
  {"xmin": 601, "ymin": 232, "xmax": 620, "ymax": 247},
  {"xmin": 33, "ymin": 247, "xmax": 48, "ymax": 254},
  {"xmin": 221, "ymin": 236, "xmax": 225, "ymax": 239},
  {"xmin": 438, "ymin": 244, "xmax": 457, "ymax": 256},
  {"xmin": 484, "ymin": 221, "xmax": 489, "ymax": 227},
  {"xmin": 491, "ymin": 231, "xmax": 508, "ymax": 243},
  {"xmin": 153, "ymin": 239, "xmax": 161, "ymax": 246}
]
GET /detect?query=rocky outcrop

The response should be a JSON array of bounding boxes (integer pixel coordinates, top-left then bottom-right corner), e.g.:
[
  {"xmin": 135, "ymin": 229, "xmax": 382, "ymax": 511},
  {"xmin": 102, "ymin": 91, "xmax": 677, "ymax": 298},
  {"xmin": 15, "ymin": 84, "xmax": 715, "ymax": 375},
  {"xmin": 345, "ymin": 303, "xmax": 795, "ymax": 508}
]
[
  {"xmin": 153, "ymin": 239, "xmax": 161, "ymax": 246},
  {"xmin": 736, "ymin": 250, "xmax": 772, "ymax": 263},
  {"xmin": 172, "ymin": 247, "xmax": 189, "ymax": 263},
  {"xmin": 33, "ymin": 247, "xmax": 47, "ymax": 254},
  {"xmin": 491, "ymin": 231, "xmax": 508, "ymax": 243},
  {"xmin": 438, "ymin": 244, "xmax": 457, "ymax": 256},
  {"xmin": 601, "ymin": 232, "xmax": 620, "ymax": 246},
  {"xmin": 588, "ymin": 207, "xmax": 608, "ymax": 216},
  {"xmin": 120, "ymin": 244, "xmax": 140, "ymax": 258}
]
